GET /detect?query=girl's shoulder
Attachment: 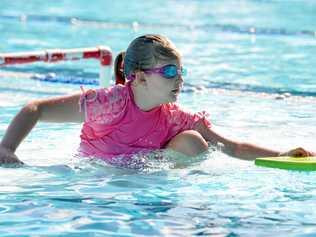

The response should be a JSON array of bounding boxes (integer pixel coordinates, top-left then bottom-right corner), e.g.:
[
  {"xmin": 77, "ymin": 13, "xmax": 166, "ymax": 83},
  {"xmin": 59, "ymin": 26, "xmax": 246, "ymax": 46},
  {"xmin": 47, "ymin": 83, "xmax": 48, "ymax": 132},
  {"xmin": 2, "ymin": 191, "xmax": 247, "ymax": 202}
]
[
  {"xmin": 162, "ymin": 102, "xmax": 211, "ymax": 127},
  {"xmin": 97, "ymin": 84, "xmax": 128, "ymax": 103},
  {"xmin": 161, "ymin": 103, "xmax": 191, "ymax": 123},
  {"xmin": 83, "ymin": 83, "xmax": 128, "ymax": 105},
  {"xmin": 162, "ymin": 103, "xmax": 190, "ymax": 114},
  {"xmin": 81, "ymin": 84, "xmax": 129, "ymax": 123}
]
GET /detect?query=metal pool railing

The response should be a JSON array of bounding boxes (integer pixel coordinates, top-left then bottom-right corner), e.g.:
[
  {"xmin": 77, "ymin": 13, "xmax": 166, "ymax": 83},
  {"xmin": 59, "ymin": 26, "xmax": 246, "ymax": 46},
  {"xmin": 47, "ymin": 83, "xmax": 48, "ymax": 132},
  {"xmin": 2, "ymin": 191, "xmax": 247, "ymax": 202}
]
[{"xmin": 0, "ymin": 46, "xmax": 113, "ymax": 87}]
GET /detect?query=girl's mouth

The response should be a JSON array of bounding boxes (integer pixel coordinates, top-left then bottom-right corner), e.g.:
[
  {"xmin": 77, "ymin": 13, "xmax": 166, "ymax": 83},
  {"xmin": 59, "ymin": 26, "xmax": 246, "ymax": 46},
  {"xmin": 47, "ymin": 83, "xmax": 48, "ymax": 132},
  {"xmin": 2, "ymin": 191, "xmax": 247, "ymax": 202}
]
[{"xmin": 172, "ymin": 88, "xmax": 180, "ymax": 93}]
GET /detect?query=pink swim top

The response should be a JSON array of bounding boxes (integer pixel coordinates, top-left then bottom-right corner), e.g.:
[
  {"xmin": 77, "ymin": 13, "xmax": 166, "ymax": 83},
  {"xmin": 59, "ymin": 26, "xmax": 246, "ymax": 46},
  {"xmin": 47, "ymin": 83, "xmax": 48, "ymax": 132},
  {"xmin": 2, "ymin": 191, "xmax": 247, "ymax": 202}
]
[{"xmin": 79, "ymin": 81, "xmax": 211, "ymax": 161}]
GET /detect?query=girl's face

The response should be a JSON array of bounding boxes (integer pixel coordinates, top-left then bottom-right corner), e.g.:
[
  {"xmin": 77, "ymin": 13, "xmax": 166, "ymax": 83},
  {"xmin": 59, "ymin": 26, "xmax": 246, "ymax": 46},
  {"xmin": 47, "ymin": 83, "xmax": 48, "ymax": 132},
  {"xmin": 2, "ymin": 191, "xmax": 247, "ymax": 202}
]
[{"xmin": 143, "ymin": 59, "xmax": 184, "ymax": 104}]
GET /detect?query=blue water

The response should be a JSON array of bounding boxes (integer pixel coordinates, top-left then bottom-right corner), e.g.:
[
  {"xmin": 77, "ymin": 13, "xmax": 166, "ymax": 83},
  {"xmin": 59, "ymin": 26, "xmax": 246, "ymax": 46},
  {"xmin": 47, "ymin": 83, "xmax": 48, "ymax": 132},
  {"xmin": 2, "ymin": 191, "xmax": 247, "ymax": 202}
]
[{"xmin": 1, "ymin": 0, "xmax": 316, "ymax": 236}]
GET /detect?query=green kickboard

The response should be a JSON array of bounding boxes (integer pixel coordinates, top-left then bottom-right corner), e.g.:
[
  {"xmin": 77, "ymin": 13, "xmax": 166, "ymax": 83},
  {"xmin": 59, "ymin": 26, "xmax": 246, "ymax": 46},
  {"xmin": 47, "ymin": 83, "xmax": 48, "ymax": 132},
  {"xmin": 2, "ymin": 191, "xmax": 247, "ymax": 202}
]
[{"xmin": 255, "ymin": 156, "xmax": 316, "ymax": 171}]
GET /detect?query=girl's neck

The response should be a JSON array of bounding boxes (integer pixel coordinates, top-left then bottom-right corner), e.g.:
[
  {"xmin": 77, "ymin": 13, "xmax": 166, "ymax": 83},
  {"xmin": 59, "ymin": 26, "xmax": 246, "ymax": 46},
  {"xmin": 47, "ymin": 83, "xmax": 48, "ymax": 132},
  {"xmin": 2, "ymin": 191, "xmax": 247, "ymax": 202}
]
[{"xmin": 131, "ymin": 83, "xmax": 160, "ymax": 111}]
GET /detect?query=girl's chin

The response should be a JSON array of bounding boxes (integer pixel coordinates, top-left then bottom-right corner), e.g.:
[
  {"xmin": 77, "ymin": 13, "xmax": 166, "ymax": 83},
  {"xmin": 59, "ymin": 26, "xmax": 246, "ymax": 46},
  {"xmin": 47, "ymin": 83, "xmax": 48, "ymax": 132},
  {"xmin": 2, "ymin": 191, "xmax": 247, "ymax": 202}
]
[{"xmin": 169, "ymin": 93, "xmax": 179, "ymax": 102}]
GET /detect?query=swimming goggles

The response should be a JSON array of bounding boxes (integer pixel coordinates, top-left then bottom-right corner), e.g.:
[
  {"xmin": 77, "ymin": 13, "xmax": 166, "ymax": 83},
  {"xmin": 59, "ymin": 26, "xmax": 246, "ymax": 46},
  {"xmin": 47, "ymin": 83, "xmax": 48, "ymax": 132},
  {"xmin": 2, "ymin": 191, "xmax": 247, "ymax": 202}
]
[{"xmin": 142, "ymin": 64, "xmax": 187, "ymax": 79}]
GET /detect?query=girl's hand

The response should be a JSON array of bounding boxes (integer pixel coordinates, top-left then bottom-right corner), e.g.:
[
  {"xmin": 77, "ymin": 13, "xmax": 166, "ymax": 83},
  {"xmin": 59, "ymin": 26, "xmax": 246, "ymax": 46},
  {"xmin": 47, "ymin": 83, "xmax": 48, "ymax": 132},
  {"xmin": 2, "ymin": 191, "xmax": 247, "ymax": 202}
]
[
  {"xmin": 0, "ymin": 145, "xmax": 24, "ymax": 165},
  {"xmin": 279, "ymin": 147, "xmax": 315, "ymax": 157}
]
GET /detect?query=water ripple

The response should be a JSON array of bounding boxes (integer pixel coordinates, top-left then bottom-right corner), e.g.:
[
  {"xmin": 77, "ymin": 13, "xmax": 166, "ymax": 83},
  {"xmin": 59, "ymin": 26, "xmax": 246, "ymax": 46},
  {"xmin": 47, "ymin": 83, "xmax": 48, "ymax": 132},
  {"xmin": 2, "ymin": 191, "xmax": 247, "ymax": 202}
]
[{"xmin": 0, "ymin": 14, "xmax": 315, "ymax": 38}]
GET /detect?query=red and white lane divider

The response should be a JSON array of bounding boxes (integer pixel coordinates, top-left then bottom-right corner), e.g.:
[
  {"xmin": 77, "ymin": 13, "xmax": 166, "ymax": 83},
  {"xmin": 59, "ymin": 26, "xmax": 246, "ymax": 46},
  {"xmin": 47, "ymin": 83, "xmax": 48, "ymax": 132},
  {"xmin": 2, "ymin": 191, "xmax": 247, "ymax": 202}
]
[{"xmin": 0, "ymin": 46, "xmax": 112, "ymax": 87}]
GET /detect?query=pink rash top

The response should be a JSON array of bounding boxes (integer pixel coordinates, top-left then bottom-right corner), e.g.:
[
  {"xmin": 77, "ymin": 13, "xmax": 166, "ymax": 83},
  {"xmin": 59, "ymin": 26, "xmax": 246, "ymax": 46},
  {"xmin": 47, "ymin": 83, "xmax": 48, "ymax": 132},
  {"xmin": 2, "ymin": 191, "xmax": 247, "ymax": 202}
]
[{"xmin": 79, "ymin": 81, "xmax": 211, "ymax": 161}]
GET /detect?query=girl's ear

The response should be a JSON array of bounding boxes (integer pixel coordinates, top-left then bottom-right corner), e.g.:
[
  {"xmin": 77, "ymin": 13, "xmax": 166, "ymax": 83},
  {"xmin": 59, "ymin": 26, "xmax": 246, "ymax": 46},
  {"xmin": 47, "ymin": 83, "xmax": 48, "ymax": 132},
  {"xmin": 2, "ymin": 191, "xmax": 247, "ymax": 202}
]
[{"xmin": 135, "ymin": 71, "xmax": 147, "ymax": 86}]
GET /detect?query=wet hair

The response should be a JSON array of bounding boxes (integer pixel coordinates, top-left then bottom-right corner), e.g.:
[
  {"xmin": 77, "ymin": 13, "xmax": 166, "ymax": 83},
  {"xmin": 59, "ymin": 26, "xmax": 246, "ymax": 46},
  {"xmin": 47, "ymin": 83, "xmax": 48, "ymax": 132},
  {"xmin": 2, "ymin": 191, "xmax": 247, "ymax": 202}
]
[{"xmin": 114, "ymin": 34, "xmax": 181, "ymax": 84}]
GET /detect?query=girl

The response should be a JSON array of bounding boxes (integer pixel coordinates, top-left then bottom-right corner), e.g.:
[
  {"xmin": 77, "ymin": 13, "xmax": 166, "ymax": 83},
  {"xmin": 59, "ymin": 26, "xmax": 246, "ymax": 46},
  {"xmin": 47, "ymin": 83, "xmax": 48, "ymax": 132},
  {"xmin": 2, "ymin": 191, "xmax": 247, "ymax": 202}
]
[{"xmin": 0, "ymin": 34, "xmax": 313, "ymax": 165}]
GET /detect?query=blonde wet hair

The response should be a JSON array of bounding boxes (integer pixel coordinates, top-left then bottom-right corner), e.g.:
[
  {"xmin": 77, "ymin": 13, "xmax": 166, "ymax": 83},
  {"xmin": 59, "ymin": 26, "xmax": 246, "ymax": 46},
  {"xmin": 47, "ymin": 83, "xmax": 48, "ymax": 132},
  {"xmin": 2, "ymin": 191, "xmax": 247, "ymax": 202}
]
[{"xmin": 114, "ymin": 34, "xmax": 181, "ymax": 84}]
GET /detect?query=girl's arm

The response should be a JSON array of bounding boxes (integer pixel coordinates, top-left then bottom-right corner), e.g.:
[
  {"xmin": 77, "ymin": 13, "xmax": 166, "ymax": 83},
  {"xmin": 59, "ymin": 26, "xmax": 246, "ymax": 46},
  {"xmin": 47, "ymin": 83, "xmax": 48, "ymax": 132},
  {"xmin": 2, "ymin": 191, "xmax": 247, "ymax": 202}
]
[
  {"xmin": 194, "ymin": 121, "xmax": 313, "ymax": 160},
  {"xmin": 0, "ymin": 93, "xmax": 84, "ymax": 164}
]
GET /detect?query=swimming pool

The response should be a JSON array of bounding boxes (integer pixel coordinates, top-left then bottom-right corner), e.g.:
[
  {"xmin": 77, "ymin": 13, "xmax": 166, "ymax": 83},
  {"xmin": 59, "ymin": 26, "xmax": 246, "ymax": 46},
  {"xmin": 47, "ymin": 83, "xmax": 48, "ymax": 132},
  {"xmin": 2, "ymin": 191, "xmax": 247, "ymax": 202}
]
[{"xmin": 1, "ymin": 0, "xmax": 316, "ymax": 236}]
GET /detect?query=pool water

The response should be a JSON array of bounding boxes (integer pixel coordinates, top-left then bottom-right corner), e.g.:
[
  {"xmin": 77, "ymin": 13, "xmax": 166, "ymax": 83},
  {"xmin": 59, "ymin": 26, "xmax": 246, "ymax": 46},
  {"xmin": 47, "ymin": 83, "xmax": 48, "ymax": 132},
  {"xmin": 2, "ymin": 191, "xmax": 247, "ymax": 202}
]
[{"xmin": 1, "ymin": 0, "xmax": 316, "ymax": 236}]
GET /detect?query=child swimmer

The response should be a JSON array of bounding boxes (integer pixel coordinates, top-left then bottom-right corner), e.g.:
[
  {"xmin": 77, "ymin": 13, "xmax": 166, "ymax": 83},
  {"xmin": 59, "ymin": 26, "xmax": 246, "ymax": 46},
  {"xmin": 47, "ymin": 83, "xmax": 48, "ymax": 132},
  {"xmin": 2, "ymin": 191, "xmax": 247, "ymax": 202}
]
[{"xmin": 0, "ymin": 34, "xmax": 314, "ymax": 165}]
